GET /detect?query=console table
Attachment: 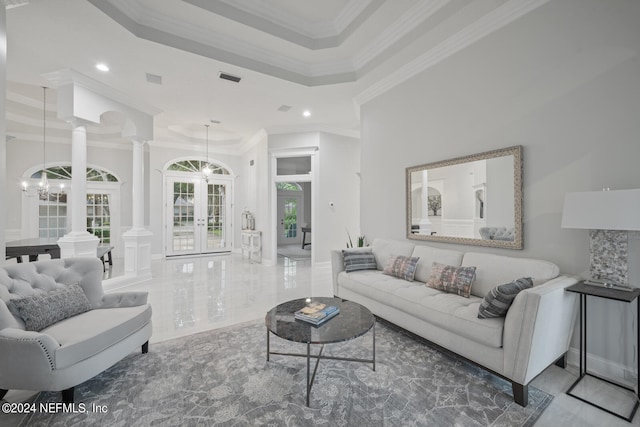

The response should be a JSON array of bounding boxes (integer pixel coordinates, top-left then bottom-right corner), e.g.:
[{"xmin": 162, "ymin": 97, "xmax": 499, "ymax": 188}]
[
  {"xmin": 565, "ymin": 281, "xmax": 640, "ymax": 421},
  {"xmin": 241, "ymin": 230, "xmax": 261, "ymax": 263}
]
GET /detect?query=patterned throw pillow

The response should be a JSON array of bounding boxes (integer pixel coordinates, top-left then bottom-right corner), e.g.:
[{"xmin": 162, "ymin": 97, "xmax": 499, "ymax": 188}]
[
  {"xmin": 343, "ymin": 250, "xmax": 377, "ymax": 272},
  {"xmin": 426, "ymin": 262, "xmax": 476, "ymax": 298},
  {"xmin": 9, "ymin": 284, "xmax": 92, "ymax": 332},
  {"xmin": 382, "ymin": 255, "xmax": 420, "ymax": 282},
  {"xmin": 478, "ymin": 277, "xmax": 533, "ymax": 319}
]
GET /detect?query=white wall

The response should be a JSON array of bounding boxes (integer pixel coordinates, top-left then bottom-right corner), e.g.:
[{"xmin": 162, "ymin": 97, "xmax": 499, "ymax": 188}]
[
  {"xmin": 241, "ymin": 131, "xmax": 268, "ymax": 259},
  {"xmin": 318, "ymin": 132, "xmax": 360, "ymax": 261},
  {"xmin": 360, "ymin": 0, "xmax": 640, "ymax": 379},
  {"xmin": 0, "ymin": 6, "xmax": 5, "ymax": 262}
]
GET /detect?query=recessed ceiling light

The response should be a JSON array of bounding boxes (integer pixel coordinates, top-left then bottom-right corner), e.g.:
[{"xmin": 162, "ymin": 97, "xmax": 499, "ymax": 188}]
[
  {"xmin": 96, "ymin": 63, "xmax": 110, "ymax": 72},
  {"xmin": 303, "ymin": 110, "xmax": 311, "ymax": 117}
]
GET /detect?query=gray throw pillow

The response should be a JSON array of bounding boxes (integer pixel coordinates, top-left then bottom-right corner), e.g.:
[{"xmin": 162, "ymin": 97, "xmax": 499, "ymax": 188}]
[
  {"xmin": 382, "ymin": 255, "xmax": 420, "ymax": 282},
  {"xmin": 478, "ymin": 277, "xmax": 533, "ymax": 319},
  {"xmin": 343, "ymin": 250, "xmax": 377, "ymax": 272},
  {"xmin": 9, "ymin": 284, "xmax": 92, "ymax": 332}
]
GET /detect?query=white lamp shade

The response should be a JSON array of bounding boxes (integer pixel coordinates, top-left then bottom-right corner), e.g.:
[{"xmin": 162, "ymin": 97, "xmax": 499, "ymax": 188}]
[{"xmin": 561, "ymin": 189, "xmax": 640, "ymax": 230}]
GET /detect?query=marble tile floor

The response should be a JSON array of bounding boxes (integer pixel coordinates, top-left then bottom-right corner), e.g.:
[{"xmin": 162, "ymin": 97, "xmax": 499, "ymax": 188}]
[{"xmin": 2, "ymin": 252, "xmax": 639, "ymax": 426}]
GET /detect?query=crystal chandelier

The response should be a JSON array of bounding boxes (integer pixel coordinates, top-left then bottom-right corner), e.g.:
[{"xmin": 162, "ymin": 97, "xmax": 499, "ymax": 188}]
[
  {"xmin": 21, "ymin": 86, "xmax": 65, "ymax": 199},
  {"xmin": 202, "ymin": 124, "xmax": 212, "ymax": 182}
]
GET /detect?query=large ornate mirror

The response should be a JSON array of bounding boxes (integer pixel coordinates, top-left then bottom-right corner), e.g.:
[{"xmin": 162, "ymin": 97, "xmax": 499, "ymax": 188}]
[{"xmin": 406, "ymin": 145, "xmax": 523, "ymax": 249}]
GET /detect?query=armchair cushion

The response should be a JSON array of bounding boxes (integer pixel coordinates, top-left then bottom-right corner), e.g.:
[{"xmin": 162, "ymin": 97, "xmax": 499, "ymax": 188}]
[{"xmin": 9, "ymin": 284, "xmax": 92, "ymax": 332}]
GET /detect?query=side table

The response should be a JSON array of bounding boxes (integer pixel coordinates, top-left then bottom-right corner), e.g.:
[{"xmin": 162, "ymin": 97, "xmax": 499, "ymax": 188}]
[{"xmin": 565, "ymin": 282, "xmax": 640, "ymax": 422}]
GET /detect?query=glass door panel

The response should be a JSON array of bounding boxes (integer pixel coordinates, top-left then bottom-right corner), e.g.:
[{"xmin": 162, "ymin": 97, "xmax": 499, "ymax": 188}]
[{"xmin": 167, "ymin": 177, "xmax": 231, "ymax": 256}]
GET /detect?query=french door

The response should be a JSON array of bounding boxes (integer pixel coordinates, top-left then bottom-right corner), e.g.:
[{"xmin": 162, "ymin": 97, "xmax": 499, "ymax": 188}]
[
  {"xmin": 166, "ymin": 176, "xmax": 232, "ymax": 256},
  {"xmin": 277, "ymin": 194, "xmax": 303, "ymax": 246}
]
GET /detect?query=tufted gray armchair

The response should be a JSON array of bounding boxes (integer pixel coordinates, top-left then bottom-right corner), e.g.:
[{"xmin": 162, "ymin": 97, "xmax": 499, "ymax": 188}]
[
  {"xmin": 0, "ymin": 257, "xmax": 152, "ymax": 403},
  {"xmin": 479, "ymin": 227, "xmax": 515, "ymax": 241}
]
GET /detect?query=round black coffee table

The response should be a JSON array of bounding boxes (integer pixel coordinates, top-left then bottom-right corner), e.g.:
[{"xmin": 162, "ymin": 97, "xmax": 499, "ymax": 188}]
[{"xmin": 265, "ymin": 297, "xmax": 375, "ymax": 407}]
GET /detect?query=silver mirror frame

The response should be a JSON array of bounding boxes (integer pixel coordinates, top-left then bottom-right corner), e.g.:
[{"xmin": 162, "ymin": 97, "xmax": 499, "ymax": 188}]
[{"xmin": 406, "ymin": 145, "xmax": 523, "ymax": 249}]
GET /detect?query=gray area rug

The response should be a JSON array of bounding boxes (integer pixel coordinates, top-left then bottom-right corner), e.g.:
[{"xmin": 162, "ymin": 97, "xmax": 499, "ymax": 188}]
[{"xmin": 20, "ymin": 320, "xmax": 551, "ymax": 426}]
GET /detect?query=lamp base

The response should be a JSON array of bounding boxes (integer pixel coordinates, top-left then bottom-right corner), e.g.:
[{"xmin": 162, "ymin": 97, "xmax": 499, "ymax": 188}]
[{"xmin": 583, "ymin": 278, "xmax": 634, "ymax": 291}]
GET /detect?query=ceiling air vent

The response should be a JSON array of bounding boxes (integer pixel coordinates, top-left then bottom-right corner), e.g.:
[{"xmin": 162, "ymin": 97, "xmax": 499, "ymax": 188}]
[
  {"xmin": 218, "ymin": 72, "xmax": 241, "ymax": 83},
  {"xmin": 146, "ymin": 73, "xmax": 162, "ymax": 85}
]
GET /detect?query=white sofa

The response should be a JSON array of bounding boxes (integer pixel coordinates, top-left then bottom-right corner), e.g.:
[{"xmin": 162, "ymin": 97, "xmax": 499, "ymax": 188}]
[
  {"xmin": 0, "ymin": 257, "xmax": 152, "ymax": 403},
  {"xmin": 331, "ymin": 238, "xmax": 578, "ymax": 406}
]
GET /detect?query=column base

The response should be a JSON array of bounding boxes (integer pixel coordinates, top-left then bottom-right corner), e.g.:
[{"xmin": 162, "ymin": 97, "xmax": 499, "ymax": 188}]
[
  {"xmin": 122, "ymin": 228, "xmax": 153, "ymax": 279},
  {"xmin": 419, "ymin": 219, "xmax": 432, "ymax": 235},
  {"xmin": 57, "ymin": 233, "xmax": 100, "ymax": 258}
]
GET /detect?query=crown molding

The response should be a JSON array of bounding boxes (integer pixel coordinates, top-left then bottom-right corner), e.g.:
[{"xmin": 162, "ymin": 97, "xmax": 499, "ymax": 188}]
[
  {"xmin": 183, "ymin": 0, "xmax": 380, "ymax": 48},
  {"xmin": 265, "ymin": 124, "xmax": 360, "ymax": 140},
  {"xmin": 354, "ymin": 0, "xmax": 551, "ymax": 107},
  {"xmin": 353, "ymin": 0, "xmax": 450, "ymax": 69}
]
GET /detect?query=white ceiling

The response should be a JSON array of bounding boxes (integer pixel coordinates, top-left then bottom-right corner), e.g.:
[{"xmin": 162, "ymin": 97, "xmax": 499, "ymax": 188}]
[{"xmin": 4, "ymin": 0, "xmax": 551, "ymax": 151}]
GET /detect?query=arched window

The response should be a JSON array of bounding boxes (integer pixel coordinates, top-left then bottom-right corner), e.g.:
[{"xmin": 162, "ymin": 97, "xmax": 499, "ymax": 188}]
[
  {"xmin": 24, "ymin": 166, "xmax": 121, "ymax": 245},
  {"xmin": 276, "ymin": 182, "xmax": 302, "ymax": 191},
  {"xmin": 31, "ymin": 166, "xmax": 119, "ymax": 182},
  {"xmin": 167, "ymin": 160, "xmax": 230, "ymax": 175}
]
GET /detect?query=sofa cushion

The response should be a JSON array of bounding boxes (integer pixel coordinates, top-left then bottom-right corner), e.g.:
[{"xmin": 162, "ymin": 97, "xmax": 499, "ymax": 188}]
[
  {"xmin": 343, "ymin": 249, "xmax": 377, "ymax": 272},
  {"xmin": 392, "ymin": 286, "xmax": 505, "ymax": 348},
  {"xmin": 371, "ymin": 239, "xmax": 415, "ymax": 270},
  {"xmin": 426, "ymin": 263, "xmax": 476, "ymax": 298},
  {"xmin": 46, "ymin": 304, "xmax": 152, "ymax": 369},
  {"xmin": 9, "ymin": 284, "xmax": 92, "ymax": 332},
  {"xmin": 338, "ymin": 270, "xmax": 413, "ymax": 305},
  {"xmin": 462, "ymin": 252, "xmax": 560, "ymax": 298},
  {"xmin": 383, "ymin": 255, "xmax": 420, "ymax": 281},
  {"xmin": 338, "ymin": 271, "xmax": 504, "ymax": 348},
  {"xmin": 478, "ymin": 277, "xmax": 533, "ymax": 319},
  {"xmin": 411, "ymin": 245, "xmax": 464, "ymax": 283}
]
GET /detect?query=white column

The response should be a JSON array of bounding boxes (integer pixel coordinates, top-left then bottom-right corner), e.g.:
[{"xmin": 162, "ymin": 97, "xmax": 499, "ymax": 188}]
[
  {"xmin": 131, "ymin": 139, "xmax": 144, "ymax": 230},
  {"xmin": 419, "ymin": 170, "xmax": 432, "ymax": 235},
  {"xmin": 122, "ymin": 139, "xmax": 152, "ymax": 280},
  {"xmin": 57, "ymin": 121, "xmax": 99, "ymax": 257}
]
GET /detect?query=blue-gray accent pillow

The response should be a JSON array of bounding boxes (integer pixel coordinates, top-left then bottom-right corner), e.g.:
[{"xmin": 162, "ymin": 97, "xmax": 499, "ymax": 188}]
[
  {"xmin": 478, "ymin": 277, "xmax": 533, "ymax": 319},
  {"xmin": 343, "ymin": 250, "xmax": 377, "ymax": 273},
  {"xmin": 9, "ymin": 284, "xmax": 92, "ymax": 331}
]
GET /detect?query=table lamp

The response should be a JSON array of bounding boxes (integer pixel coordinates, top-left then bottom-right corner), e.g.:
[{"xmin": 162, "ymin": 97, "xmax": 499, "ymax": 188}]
[{"xmin": 561, "ymin": 189, "xmax": 640, "ymax": 289}]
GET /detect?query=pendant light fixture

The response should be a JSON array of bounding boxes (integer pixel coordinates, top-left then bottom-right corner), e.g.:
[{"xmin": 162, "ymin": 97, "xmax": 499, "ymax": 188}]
[
  {"xmin": 38, "ymin": 86, "xmax": 51, "ymax": 200},
  {"xmin": 202, "ymin": 124, "xmax": 212, "ymax": 181}
]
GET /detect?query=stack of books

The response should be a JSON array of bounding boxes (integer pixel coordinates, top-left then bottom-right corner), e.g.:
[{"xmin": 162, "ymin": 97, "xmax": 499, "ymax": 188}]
[{"xmin": 294, "ymin": 302, "xmax": 340, "ymax": 325}]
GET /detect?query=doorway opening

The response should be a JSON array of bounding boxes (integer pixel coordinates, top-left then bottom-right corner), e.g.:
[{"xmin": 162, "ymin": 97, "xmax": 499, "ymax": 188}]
[{"xmin": 274, "ymin": 155, "xmax": 313, "ymax": 262}]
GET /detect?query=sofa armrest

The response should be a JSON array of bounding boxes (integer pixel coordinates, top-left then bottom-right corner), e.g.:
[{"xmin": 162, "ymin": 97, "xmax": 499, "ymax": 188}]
[
  {"xmin": 331, "ymin": 250, "xmax": 346, "ymax": 296},
  {"xmin": 0, "ymin": 328, "xmax": 61, "ymax": 386},
  {"xmin": 100, "ymin": 291, "xmax": 149, "ymax": 308},
  {"xmin": 503, "ymin": 274, "xmax": 580, "ymax": 384}
]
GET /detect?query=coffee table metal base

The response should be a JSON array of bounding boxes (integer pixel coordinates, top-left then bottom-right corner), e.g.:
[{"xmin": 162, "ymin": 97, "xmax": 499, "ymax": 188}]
[{"xmin": 266, "ymin": 323, "xmax": 376, "ymax": 407}]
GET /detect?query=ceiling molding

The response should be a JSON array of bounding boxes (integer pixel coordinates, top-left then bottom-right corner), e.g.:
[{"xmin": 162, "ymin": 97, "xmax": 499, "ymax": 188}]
[
  {"xmin": 354, "ymin": 0, "xmax": 551, "ymax": 107},
  {"xmin": 353, "ymin": 0, "xmax": 450, "ymax": 69},
  {"xmin": 183, "ymin": 0, "xmax": 383, "ymax": 50},
  {"xmin": 265, "ymin": 124, "xmax": 360, "ymax": 139}
]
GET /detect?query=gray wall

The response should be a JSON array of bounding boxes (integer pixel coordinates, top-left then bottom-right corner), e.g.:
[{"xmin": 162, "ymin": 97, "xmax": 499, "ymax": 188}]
[{"xmin": 360, "ymin": 0, "xmax": 640, "ymax": 379}]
